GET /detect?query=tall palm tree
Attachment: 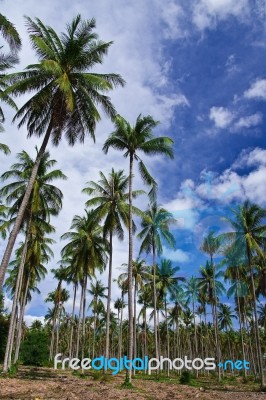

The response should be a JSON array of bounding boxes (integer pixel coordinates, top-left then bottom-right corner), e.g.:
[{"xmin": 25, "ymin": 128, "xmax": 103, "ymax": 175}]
[
  {"xmin": 198, "ymin": 260, "xmax": 225, "ymax": 380},
  {"xmin": 114, "ymin": 297, "xmax": 126, "ymax": 359},
  {"xmin": 201, "ymin": 231, "xmax": 222, "ymax": 381},
  {"xmin": 156, "ymin": 259, "xmax": 184, "ymax": 374},
  {"xmin": 119, "ymin": 258, "xmax": 150, "ymax": 360},
  {"xmin": 138, "ymin": 203, "xmax": 176, "ymax": 361},
  {"xmin": 88, "ymin": 279, "xmax": 107, "ymax": 358},
  {"xmin": 103, "ymin": 114, "xmax": 174, "ymax": 381},
  {"xmin": 222, "ymin": 201, "xmax": 266, "ymax": 389},
  {"xmin": 183, "ymin": 276, "xmax": 199, "ymax": 358},
  {"xmin": 1, "ymin": 149, "xmax": 64, "ymax": 371},
  {"xmin": 0, "ymin": 15, "xmax": 125, "ymax": 289},
  {"xmin": 83, "ymin": 168, "xmax": 141, "ymax": 359},
  {"xmin": 61, "ymin": 210, "xmax": 108, "ymax": 359},
  {"xmin": 0, "ymin": 13, "xmax": 21, "ymax": 133},
  {"xmin": 218, "ymin": 304, "xmax": 236, "ymax": 331}
]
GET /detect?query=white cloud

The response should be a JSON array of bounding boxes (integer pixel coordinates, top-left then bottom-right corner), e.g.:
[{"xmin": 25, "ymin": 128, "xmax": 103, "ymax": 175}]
[
  {"xmin": 209, "ymin": 106, "xmax": 234, "ymax": 128},
  {"xmin": 157, "ymin": 1, "xmax": 188, "ymax": 40},
  {"xmin": 244, "ymin": 78, "xmax": 266, "ymax": 100},
  {"xmin": 163, "ymin": 147, "xmax": 266, "ymax": 238},
  {"xmin": 162, "ymin": 247, "xmax": 191, "ymax": 263},
  {"xmin": 24, "ymin": 315, "xmax": 45, "ymax": 327},
  {"xmin": 193, "ymin": 0, "xmax": 249, "ymax": 31},
  {"xmin": 232, "ymin": 147, "xmax": 266, "ymax": 169},
  {"xmin": 234, "ymin": 112, "xmax": 263, "ymax": 129}
]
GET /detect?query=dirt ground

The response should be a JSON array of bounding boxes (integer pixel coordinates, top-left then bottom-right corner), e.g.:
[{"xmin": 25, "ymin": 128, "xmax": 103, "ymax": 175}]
[{"xmin": 0, "ymin": 374, "xmax": 265, "ymax": 400}]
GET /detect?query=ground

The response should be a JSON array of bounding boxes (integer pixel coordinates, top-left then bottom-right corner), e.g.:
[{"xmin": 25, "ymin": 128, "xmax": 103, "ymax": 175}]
[{"xmin": 0, "ymin": 368, "xmax": 265, "ymax": 400}]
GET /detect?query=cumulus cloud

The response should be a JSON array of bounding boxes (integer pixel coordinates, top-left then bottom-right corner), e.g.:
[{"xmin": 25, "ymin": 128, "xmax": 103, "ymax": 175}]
[
  {"xmin": 164, "ymin": 147, "xmax": 266, "ymax": 233},
  {"xmin": 209, "ymin": 106, "xmax": 234, "ymax": 128},
  {"xmin": 192, "ymin": 0, "xmax": 249, "ymax": 31},
  {"xmin": 234, "ymin": 112, "xmax": 263, "ymax": 129},
  {"xmin": 162, "ymin": 247, "xmax": 191, "ymax": 263},
  {"xmin": 244, "ymin": 78, "xmax": 266, "ymax": 100}
]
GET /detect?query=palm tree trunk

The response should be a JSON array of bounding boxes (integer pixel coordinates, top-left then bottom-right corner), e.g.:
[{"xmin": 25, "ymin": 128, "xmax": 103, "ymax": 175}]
[
  {"xmin": 0, "ymin": 124, "xmax": 52, "ymax": 290},
  {"xmin": 81, "ymin": 274, "xmax": 88, "ymax": 361},
  {"xmin": 211, "ymin": 255, "xmax": 221, "ymax": 382},
  {"xmin": 235, "ymin": 286, "xmax": 246, "ymax": 378},
  {"xmin": 133, "ymin": 280, "xmax": 137, "ymax": 360},
  {"xmin": 105, "ymin": 231, "xmax": 113, "ymax": 360},
  {"xmin": 127, "ymin": 153, "xmax": 134, "ymax": 383},
  {"xmin": 165, "ymin": 297, "xmax": 170, "ymax": 377},
  {"xmin": 69, "ymin": 284, "xmax": 77, "ymax": 359},
  {"xmin": 92, "ymin": 296, "xmax": 97, "ymax": 359},
  {"xmin": 248, "ymin": 251, "xmax": 265, "ymax": 389},
  {"xmin": 55, "ymin": 302, "xmax": 62, "ymax": 356},
  {"xmin": 3, "ymin": 236, "xmax": 28, "ymax": 371},
  {"xmin": 118, "ymin": 291, "xmax": 124, "ymax": 360},
  {"xmin": 152, "ymin": 241, "xmax": 158, "ymax": 361},
  {"xmin": 76, "ymin": 283, "xmax": 84, "ymax": 358},
  {"xmin": 192, "ymin": 299, "xmax": 199, "ymax": 377},
  {"xmin": 14, "ymin": 274, "xmax": 30, "ymax": 363}
]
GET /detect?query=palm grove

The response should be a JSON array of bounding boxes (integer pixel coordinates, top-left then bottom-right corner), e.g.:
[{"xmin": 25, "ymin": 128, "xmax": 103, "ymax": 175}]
[{"xmin": 0, "ymin": 13, "xmax": 266, "ymax": 390}]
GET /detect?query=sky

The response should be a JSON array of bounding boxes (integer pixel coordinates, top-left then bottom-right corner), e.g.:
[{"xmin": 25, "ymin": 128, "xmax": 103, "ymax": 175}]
[{"xmin": 0, "ymin": 0, "xmax": 266, "ymax": 325}]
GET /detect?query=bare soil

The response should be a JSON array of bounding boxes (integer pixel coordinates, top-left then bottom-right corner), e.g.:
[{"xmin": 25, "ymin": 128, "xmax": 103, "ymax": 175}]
[{"xmin": 0, "ymin": 368, "xmax": 265, "ymax": 400}]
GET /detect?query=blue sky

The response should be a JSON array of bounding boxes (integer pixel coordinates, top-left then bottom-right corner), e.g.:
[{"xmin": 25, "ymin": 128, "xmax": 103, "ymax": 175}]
[{"xmin": 1, "ymin": 0, "xmax": 266, "ymax": 324}]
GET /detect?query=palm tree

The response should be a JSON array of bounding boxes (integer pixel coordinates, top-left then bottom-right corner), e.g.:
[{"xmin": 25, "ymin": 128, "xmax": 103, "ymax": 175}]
[
  {"xmin": 183, "ymin": 276, "xmax": 199, "ymax": 358},
  {"xmin": 83, "ymin": 168, "xmax": 141, "ymax": 359},
  {"xmin": 103, "ymin": 114, "xmax": 174, "ymax": 381},
  {"xmin": 0, "ymin": 13, "xmax": 21, "ymax": 132},
  {"xmin": 46, "ymin": 266, "xmax": 68, "ymax": 360},
  {"xmin": 1, "ymin": 149, "xmax": 64, "ymax": 371},
  {"xmin": 138, "ymin": 203, "xmax": 176, "ymax": 361},
  {"xmin": 0, "ymin": 148, "xmax": 66, "ymax": 295},
  {"xmin": 258, "ymin": 304, "xmax": 266, "ymax": 331},
  {"xmin": 5, "ymin": 227, "xmax": 52, "ymax": 363},
  {"xmin": 61, "ymin": 210, "xmax": 108, "ymax": 359},
  {"xmin": 114, "ymin": 297, "xmax": 126, "ymax": 359},
  {"xmin": 201, "ymin": 231, "xmax": 222, "ymax": 380},
  {"xmin": 222, "ymin": 201, "xmax": 266, "ymax": 389},
  {"xmin": 119, "ymin": 258, "xmax": 150, "ymax": 360},
  {"xmin": 0, "ymin": 15, "xmax": 125, "ymax": 289},
  {"xmin": 218, "ymin": 304, "xmax": 236, "ymax": 331},
  {"xmin": 88, "ymin": 279, "xmax": 107, "ymax": 358},
  {"xmin": 198, "ymin": 260, "xmax": 225, "ymax": 380},
  {"xmin": 156, "ymin": 259, "xmax": 184, "ymax": 374}
]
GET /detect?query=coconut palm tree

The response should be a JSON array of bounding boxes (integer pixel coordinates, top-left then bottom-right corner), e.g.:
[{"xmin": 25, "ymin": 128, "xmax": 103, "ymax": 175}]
[
  {"xmin": 119, "ymin": 258, "xmax": 150, "ymax": 360},
  {"xmin": 114, "ymin": 297, "xmax": 126, "ymax": 359},
  {"xmin": 1, "ymin": 149, "xmax": 65, "ymax": 371},
  {"xmin": 88, "ymin": 279, "xmax": 107, "ymax": 358},
  {"xmin": 156, "ymin": 259, "xmax": 184, "ymax": 373},
  {"xmin": 103, "ymin": 114, "xmax": 174, "ymax": 381},
  {"xmin": 0, "ymin": 15, "xmax": 125, "ymax": 289},
  {"xmin": 222, "ymin": 201, "xmax": 266, "ymax": 389},
  {"xmin": 198, "ymin": 260, "xmax": 225, "ymax": 380},
  {"xmin": 61, "ymin": 210, "xmax": 108, "ymax": 359},
  {"xmin": 0, "ymin": 13, "xmax": 21, "ymax": 136},
  {"xmin": 201, "ymin": 231, "xmax": 222, "ymax": 380},
  {"xmin": 83, "ymin": 168, "xmax": 142, "ymax": 359},
  {"xmin": 183, "ymin": 276, "xmax": 199, "ymax": 358},
  {"xmin": 137, "ymin": 203, "xmax": 176, "ymax": 361}
]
